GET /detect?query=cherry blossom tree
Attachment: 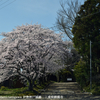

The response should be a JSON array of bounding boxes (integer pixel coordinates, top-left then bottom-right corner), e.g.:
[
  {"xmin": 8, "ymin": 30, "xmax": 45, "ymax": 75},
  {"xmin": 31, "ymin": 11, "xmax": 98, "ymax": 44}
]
[{"xmin": 0, "ymin": 24, "xmax": 73, "ymax": 92}]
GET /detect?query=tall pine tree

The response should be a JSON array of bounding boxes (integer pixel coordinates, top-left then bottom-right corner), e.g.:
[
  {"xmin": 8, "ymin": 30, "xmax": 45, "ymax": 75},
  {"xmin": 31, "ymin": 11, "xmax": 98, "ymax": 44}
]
[{"xmin": 72, "ymin": 0, "xmax": 100, "ymax": 76}]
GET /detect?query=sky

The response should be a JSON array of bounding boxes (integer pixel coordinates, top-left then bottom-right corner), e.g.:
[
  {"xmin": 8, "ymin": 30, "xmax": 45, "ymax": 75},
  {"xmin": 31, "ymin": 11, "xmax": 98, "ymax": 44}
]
[{"xmin": 0, "ymin": 0, "xmax": 85, "ymax": 41}]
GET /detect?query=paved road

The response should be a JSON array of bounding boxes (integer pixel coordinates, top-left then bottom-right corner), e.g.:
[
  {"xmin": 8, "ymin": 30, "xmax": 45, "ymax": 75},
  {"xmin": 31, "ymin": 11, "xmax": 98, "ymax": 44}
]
[
  {"xmin": 41, "ymin": 82, "xmax": 100, "ymax": 100},
  {"xmin": 0, "ymin": 82, "xmax": 100, "ymax": 100}
]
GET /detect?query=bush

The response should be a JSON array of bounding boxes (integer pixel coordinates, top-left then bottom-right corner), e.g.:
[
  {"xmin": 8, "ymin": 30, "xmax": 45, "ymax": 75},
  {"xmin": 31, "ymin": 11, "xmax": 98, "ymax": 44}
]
[
  {"xmin": 74, "ymin": 59, "xmax": 89, "ymax": 88},
  {"xmin": 84, "ymin": 82, "xmax": 100, "ymax": 95},
  {"xmin": 58, "ymin": 67, "xmax": 72, "ymax": 82},
  {"xmin": 92, "ymin": 87, "xmax": 100, "ymax": 95},
  {"xmin": 0, "ymin": 86, "xmax": 9, "ymax": 91}
]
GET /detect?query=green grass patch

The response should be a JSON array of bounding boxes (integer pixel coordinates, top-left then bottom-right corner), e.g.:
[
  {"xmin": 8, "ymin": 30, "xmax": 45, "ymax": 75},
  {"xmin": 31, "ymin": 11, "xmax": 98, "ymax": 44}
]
[
  {"xmin": 0, "ymin": 86, "xmax": 29, "ymax": 96},
  {"xmin": 0, "ymin": 81, "xmax": 53, "ymax": 96}
]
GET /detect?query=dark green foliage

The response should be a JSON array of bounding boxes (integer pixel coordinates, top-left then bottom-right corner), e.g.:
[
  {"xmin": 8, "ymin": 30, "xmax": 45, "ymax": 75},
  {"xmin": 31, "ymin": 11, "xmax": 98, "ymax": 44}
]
[
  {"xmin": 72, "ymin": 0, "xmax": 100, "ymax": 71},
  {"xmin": 74, "ymin": 59, "xmax": 90, "ymax": 88},
  {"xmin": 70, "ymin": 48, "xmax": 81, "ymax": 66},
  {"xmin": 72, "ymin": 0, "xmax": 100, "ymax": 89},
  {"xmin": 84, "ymin": 82, "xmax": 100, "ymax": 95},
  {"xmin": 0, "ymin": 86, "xmax": 8, "ymax": 91},
  {"xmin": 58, "ymin": 67, "xmax": 73, "ymax": 82}
]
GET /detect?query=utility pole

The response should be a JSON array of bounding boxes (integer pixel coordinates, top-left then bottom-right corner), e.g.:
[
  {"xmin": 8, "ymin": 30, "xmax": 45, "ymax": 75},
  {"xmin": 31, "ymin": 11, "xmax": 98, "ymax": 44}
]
[{"xmin": 90, "ymin": 41, "xmax": 92, "ymax": 90}]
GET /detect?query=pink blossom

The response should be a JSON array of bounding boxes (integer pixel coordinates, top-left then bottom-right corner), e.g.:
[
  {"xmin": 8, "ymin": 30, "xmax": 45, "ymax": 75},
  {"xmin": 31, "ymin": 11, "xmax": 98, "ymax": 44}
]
[{"xmin": 0, "ymin": 24, "xmax": 73, "ymax": 90}]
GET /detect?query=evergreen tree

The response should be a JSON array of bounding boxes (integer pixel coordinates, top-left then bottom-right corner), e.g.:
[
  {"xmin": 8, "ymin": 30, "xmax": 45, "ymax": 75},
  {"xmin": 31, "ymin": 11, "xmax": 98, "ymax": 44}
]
[{"xmin": 72, "ymin": 0, "xmax": 100, "ymax": 75}]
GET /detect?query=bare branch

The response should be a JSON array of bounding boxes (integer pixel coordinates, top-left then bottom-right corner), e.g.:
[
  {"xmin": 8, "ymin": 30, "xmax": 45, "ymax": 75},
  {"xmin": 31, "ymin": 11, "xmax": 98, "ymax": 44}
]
[{"xmin": 54, "ymin": 0, "xmax": 82, "ymax": 40}]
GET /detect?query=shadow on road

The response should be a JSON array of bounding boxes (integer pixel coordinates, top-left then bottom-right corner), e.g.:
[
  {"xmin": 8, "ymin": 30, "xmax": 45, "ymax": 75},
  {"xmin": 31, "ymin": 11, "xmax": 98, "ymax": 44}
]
[{"xmin": 41, "ymin": 82, "xmax": 100, "ymax": 100}]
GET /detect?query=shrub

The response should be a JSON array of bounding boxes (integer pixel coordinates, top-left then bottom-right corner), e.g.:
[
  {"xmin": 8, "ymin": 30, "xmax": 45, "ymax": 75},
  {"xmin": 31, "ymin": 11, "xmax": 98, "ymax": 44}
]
[
  {"xmin": 74, "ymin": 59, "xmax": 89, "ymax": 88},
  {"xmin": 0, "ymin": 86, "xmax": 8, "ymax": 91},
  {"xmin": 58, "ymin": 67, "xmax": 72, "ymax": 82}
]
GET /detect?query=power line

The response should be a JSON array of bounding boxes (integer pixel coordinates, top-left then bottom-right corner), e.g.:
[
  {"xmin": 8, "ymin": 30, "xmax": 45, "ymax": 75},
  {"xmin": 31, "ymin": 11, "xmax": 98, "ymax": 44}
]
[
  {"xmin": 0, "ymin": 0, "xmax": 9, "ymax": 6},
  {"xmin": 0, "ymin": 0, "xmax": 16, "ymax": 10}
]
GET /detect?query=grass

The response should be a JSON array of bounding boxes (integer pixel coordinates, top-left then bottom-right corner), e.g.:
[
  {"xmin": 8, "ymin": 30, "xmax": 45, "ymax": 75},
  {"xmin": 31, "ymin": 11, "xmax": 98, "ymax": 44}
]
[
  {"xmin": 0, "ymin": 86, "xmax": 29, "ymax": 96},
  {"xmin": 0, "ymin": 81, "xmax": 53, "ymax": 96},
  {"xmin": 83, "ymin": 82, "xmax": 100, "ymax": 95}
]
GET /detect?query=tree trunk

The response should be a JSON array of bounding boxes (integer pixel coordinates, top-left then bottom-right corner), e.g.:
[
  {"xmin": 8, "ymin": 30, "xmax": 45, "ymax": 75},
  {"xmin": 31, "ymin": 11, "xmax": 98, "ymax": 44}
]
[
  {"xmin": 56, "ymin": 72, "xmax": 59, "ymax": 82},
  {"xmin": 45, "ymin": 76, "xmax": 47, "ymax": 81},
  {"xmin": 27, "ymin": 80, "xmax": 39, "ymax": 94},
  {"xmin": 43, "ymin": 77, "xmax": 44, "ymax": 83},
  {"xmin": 28, "ymin": 81, "xmax": 33, "ymax": 91}
]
